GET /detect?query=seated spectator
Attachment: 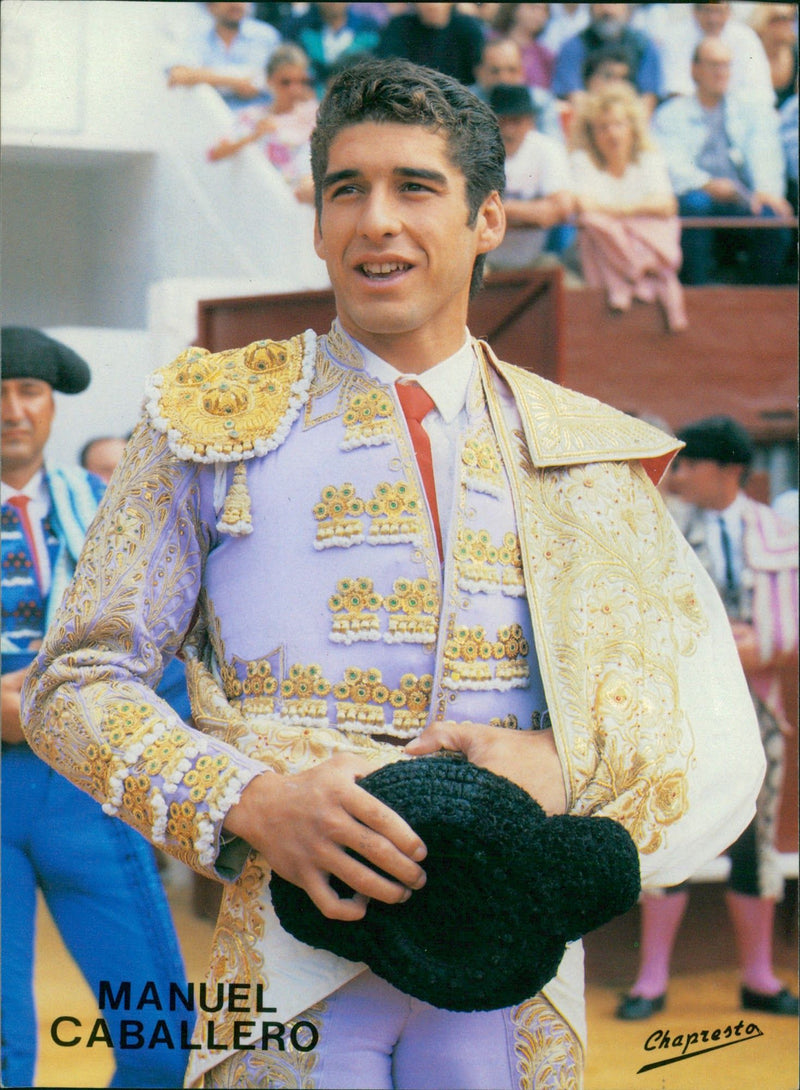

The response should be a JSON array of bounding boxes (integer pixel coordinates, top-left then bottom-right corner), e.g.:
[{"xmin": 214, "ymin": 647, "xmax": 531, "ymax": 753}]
[
  {"xmin": 582, "ymin": 44, "xmax": 635, "ymax": 94},
  {"xmin": 491, "ymin": 3, "xmax": 556, "ymax": 89},
  {"xmin": 539, "ymin": 3, "xmax": 590, "ymax": 55},
  {"xmin": 750, "ymin": 4, "xmax": 798, "ymax": 109},
  {"xmin": 78, "ymin": 436, "xmax": 127, "ymax": 483},
  {"xmin": 282, "ymin": 3, "xmax": 381, "ymax": 97},
  {"xmin": 556, "ymin": 43, "xmax": 636, "ymax": 138},
  {"xmin": 652, "ymin": 36, "xmax": 792, "ymax": 285},
  {"xmin": 569, "ymin": 84, "xmax": 687, "ymax": 331},
  {"xmin": 487, "ymin": 84, "xmax": 575, "ymax": 270},
  {"xmin": 551, "ymin": 4, "xmax": 662, "ymax": 115},
  {"xmin": 779, "ymin": 91, "xmax": 798, "ymax": 213},
  {"xmin": 208, "ymin": 43, "xmax": 318, "ymax": 202},
  {"xmin": 471, "ymin": 36, "xmax": 564, "ymax": 140},
  {"xmin": 167, "ymin": 1, "xmax": 281, "ymax": 110},
  {"xmin": 375, "ymin": 2, "xmax": 485, "ymax": 85},
  {"xmin": 658, "ymin": 2, "xmax": 775, "ymax": 106}
]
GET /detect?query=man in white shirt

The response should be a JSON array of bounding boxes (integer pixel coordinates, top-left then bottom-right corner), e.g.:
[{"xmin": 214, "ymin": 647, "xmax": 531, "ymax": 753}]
[
  {"xmin": 658, "ymin": 1, "xmax": 775, "ymax": 105},
  {"xmin": 618, "ymin": 415, "xmax": 798, "ymax": 1020},
  {"xmin": 486, "ymin": 83, "xmax": 575, "ymax": 270}
]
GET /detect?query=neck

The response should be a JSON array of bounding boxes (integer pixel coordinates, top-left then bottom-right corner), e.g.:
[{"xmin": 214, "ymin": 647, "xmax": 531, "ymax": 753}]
[
  {"xmin": 215, "ymin": 23, "xmax": 239, "ymax": 46},
  {"xmin": 342, "ymin": 322, "xmax": 468, "ymax": 375},
  {"xmin": 697, "ymin": 88, "xmax": 724, "ymax": 109},
  {"xmin": 2, "ymin": 461, "xmax": 43, "ymax": 493}
]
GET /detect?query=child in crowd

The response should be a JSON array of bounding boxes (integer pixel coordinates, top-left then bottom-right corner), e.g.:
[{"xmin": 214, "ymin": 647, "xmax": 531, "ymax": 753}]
[{"xmin": 208, "ymin": 43, "xmax": 318, "ymax": 203}]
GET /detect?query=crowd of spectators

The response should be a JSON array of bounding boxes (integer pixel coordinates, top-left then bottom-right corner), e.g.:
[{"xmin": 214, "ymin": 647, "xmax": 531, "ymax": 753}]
[{"xmin": 165, "ymin": 2, "xmax": 798, "ymax": 328}]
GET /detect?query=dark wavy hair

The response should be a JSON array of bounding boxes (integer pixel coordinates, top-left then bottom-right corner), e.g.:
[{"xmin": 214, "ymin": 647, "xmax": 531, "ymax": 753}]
[{"xmin": 311, "ymin": 57, "xmax": 506, "ymax": 297}]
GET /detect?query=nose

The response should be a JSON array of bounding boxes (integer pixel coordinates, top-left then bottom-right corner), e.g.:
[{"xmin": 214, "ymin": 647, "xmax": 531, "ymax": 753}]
[
  {"xmin": 357, "ymin": 187, "xmax": 402, "ymax": 241},
  {"xmin": 1, "ymin": 387, "xmax": 24, "ymax": 423}
]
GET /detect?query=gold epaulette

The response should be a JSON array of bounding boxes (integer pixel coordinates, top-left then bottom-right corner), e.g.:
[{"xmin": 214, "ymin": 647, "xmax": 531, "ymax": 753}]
[{"xmin": 144, "ymin": 331, "xmax": 317, "ymax": 464}]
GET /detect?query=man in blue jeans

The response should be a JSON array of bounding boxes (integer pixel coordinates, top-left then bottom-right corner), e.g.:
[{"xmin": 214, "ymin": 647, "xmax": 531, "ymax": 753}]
[
  {"xmin": 1, "ymin": 327, "xmax": 188, "ymax": 1087},
  {"xmin": 653, "ymin": 36, "xmax": 792, "ymax": 285}
]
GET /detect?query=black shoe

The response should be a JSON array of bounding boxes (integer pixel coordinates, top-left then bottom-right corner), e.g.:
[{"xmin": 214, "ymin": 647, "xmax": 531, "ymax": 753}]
[
  {"xmin": 615, "ymin": 993, "xmax": 666, "ymax": 1020},
  {"xmin": 740, "ymin": 986, "xmax": 799, "ymax": 1015}
]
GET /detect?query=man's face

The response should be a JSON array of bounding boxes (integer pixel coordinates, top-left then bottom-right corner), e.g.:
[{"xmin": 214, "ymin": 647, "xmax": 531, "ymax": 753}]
[
  {"xmin": 1, "ymin": 378, "xmax": 55, "ymax": 480},
  {"xmin": 476, "ymin": 42, "xmax": 525, "ymax": 89},
  {"xmin": 498, "ymin": 113, "xmax": 533, "ymax": 157},
  {"xmin": 694, "ymin": 3, "xmax": 730, "ymax": 37},
  {"xmin": 414, "ymin": 3, "xmax": 454, "ymax": 28},
  {"xmin": 208, "ymin": 2, "xmax": 249, "ymax": 29},
  {"xmin": 314, "ymin": 122, "xmax": 504, "ymax": 367},
  {"xmin": 590, "ymin": 4, "xmax": 629, "ymax": 32},
  {"xmin": 668, "ymin": 456, "xmax": 739, "ymax": 510},
  {"xmin": 692, "ymin": 39, "xmax": 732, "ymax": 98}
]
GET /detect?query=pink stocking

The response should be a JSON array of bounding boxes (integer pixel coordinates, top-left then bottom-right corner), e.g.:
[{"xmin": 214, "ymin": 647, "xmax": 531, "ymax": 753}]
[
  {"xmin": 629, "ymin": 889, "xmax": 689, "ymax": 998},
  {"xmin": 725, "ymin": 891, "xmax": 783, "ymax": 994}
]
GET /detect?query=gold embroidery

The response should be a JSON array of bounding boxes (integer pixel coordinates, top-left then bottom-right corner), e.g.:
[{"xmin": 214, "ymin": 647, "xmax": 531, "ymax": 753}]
[
  {"xmin": 443, "ymin": 623, "xmax": 530, "ymax": 691},
  {"xmin": 366, "ymin": 480, "xmax": 424, "ymax": 544},
  {"xmin": 334, "ymin": 667, "xmax": 391, "ymax": 730},
  {"xmin": 342, "ymin": 388, "xmax": 395, "ymax": 449},
  {"xmin": 146, "ymin": 335, "xmax": 314, "ymax": 462},
  {"xmin": 329, "ymin": 577, "xmax": 383, "ymax": 644},
  {"xmin": 455, "ymin": 527, "xmax": 525, "ymax": 597},
  {"xmin": 202, "ymin": 999, "xmax": 326, "ymax": 1087},
  {"xmin": 461, "ymin": 431, "xmax": 504, "ymax": 497},
  {"xmin": 512, "ymin": 994, "xmax": 584, "ymax": 1090},
  {"xmin": 280, "ymin": 664, "xmax": 332, "ymax": 724},
  {"xmin": 388, "ymin": 672, "xmax": 434, "ymax": 736},
  {"xmin": 384, "ymin": 577, "xmax": 439, "ymax": 646},
  {"xmin": 313, "ymin": 483, "xmax": 365, "ymax": 550},
  {"xmin": 221, "ymin": 657, "xmax": 280, "ymax": 716}
]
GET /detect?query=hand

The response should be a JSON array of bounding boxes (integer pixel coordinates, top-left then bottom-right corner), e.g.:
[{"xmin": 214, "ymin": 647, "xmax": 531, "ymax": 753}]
[
  {"xmin": 252, "ymin": 115, "xmax": 278, "ymax": 137},
  {"xmin": 223, "ymin": 754, "xmax": 427, "ymax": 921},
  {"xmin": 702, "ymin": 178, "xmax": 741, "ymax": 203},
  {"xmin": 405, "ymin": 721, "xmax": 567, "ymax": 816},
  {"xmin": 750, "ymin": 192, "xmax": 793, "ymax": 218},
  {"xmin": 1, "ymin": 667, "xmax": 29, "ymax": 744},
  {"xmin": 167, "ymin": 66, "xmax": 199, "ymax": 88}
]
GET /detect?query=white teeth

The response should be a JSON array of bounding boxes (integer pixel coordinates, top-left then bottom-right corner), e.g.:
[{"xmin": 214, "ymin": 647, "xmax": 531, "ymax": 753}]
[{"xmin": 361, "ymin": 262, "xmax": 408, "ymax": 276}]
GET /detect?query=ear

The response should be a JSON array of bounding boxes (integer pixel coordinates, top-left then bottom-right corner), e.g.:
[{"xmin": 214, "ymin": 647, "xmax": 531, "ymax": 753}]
[
  {"xmin": 474, "ymin": 191, "xmax": 506, "ymax": 256},
  {"xmin": 313, "ymin": 213, "xmax": 325, "ymax": 260}
]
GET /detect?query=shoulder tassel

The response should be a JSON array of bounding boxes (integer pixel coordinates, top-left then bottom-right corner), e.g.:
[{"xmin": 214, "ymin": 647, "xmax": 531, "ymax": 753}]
[{"xmin": 216, "ymin": 462, "xmax": 253, "ymax": 536}]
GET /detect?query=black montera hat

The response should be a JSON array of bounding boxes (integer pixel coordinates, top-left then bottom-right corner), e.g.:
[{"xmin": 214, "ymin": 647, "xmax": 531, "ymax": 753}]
[
  {"xmin": 488, "ymin": 83, "xmax": 536, "ymax": 117},
  {"xmin": 676, "ymin": 415, "xmax": 754, "ymax": 466},
  {"xmin": 270, "ymin": 755, "xmax": 641, "ymax": 1012},
  {"xmin": 1, "ymin": 327, "xmax": 91, "ymax": 394}
]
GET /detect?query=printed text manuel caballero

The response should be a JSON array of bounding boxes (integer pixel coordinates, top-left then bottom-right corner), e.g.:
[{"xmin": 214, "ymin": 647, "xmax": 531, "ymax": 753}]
[{"xmin": 50, "ymin": 981, "xmax": 320, "ymax": 1052}]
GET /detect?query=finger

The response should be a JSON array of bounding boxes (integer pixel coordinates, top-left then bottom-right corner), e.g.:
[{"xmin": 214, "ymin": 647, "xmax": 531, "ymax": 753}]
[
  {"xmin": 302, "ymin": 873, "xmax": 371, "ymax": 922},
  {"xmin": 403, "ymin": 719, "xmax": 471, "ymax": 755},
  {"xmin": 343, "ymin": 795, "xmax": 428, "ymax": 889}
]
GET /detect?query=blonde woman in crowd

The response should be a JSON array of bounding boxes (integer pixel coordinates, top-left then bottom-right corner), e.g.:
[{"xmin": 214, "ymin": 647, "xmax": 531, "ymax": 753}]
[{"xmin": 569, "ymin": 84, "xmax": 687, "ymax": 332}]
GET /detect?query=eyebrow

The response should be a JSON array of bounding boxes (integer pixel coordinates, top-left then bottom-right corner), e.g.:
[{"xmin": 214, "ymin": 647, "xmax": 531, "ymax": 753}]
[{"xmin": 321, "ymin": 166, "xmax": 450, "ymax": 191}]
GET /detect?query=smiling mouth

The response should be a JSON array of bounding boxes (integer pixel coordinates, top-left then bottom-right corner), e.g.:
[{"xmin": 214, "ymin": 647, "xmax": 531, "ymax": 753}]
[{"xmin": 358, "ymin": 262, "xmax": 412, "ymax": 279}]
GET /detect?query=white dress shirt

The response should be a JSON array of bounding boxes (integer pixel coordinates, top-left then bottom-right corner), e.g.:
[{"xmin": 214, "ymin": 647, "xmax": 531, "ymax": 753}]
[{"xmin": 2, "ymin": 470, "xmax": 53, "ymax": 594}]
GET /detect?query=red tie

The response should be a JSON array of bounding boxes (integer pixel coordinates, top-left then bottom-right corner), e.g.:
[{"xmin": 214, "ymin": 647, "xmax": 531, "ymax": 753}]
[
  {"xmin": 395, "ymin": 380, "xmax": 443, "ymax": 560},
  {"xmin": 7, "ymin": 494, "xmax": 43, "ymax": 591}
]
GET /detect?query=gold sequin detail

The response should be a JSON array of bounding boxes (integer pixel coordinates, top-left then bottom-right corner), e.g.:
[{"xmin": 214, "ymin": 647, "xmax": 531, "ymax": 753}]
[
  {"xmin": 461, "ymin": 432, "xmax": 504, "ymax": 497},
  {"xmin": 443, "ymin": 623, "xmax": 530, "ymax": 691},
  {"xmin": 341, "ymin": 388, "xmax": 395, "ymax": 449},
  {"xmin": 366, "ymin": 480, "xmax": 424, "ymax": 544},
  {"xmin": 384, "ymin": 577, "xmax": 439, "ymax": 646},
  {"xmin": 313, "ymin": 483, "xmax": 365, "ymax": 549},
  {"xmin": 329, "ymin": 577, "xmax": 383, "ymax": 644}
]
